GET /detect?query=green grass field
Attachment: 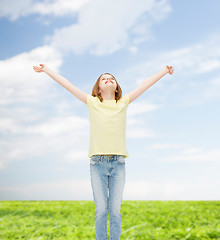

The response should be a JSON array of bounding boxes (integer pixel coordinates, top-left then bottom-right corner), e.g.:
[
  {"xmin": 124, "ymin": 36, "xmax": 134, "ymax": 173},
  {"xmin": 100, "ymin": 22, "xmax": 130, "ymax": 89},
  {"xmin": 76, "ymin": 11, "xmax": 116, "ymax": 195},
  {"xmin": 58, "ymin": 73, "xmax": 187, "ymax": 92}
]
[{"xmin": 0, "ymin": 201, "xmax": 219, "ymax": 239}]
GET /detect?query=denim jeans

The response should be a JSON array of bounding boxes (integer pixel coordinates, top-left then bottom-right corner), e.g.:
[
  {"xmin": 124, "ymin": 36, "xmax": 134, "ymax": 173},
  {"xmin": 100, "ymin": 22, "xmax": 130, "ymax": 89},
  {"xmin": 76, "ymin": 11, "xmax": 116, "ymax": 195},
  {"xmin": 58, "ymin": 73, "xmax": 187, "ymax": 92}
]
[{"xmin": 90, "ymin": 154, "xmax": 126, "ymax": 240}]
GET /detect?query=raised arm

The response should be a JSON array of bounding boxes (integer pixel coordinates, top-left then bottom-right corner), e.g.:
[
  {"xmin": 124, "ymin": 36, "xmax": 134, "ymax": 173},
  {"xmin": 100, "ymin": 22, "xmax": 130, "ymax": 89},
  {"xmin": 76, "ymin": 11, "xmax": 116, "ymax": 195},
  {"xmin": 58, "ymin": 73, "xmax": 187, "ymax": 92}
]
[
  {"xmin": 127, "ymin": 66, "xmax": 174, "ymax": 104},
  {"xmin": 33, "ymin": 64, "xmax": 87, "ymax": 104}
]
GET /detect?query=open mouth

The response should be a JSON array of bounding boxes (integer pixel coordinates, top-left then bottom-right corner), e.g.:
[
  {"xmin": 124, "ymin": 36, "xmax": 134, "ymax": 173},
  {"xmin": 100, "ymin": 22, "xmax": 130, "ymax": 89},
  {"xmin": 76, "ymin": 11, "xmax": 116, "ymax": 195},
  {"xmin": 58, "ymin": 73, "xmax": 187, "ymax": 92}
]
[{"xmin": 105, "ymin": 80, "xmax": 113, "ymax": 84}]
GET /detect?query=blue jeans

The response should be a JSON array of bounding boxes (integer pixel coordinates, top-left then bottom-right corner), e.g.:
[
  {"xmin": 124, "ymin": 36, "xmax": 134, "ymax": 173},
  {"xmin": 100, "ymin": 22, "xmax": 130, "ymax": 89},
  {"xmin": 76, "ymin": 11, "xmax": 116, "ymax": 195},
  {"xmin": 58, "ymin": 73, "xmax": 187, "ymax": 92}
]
[{"xmin": 90, "ymin": 154, "xmax": 126, "ymax": 240}]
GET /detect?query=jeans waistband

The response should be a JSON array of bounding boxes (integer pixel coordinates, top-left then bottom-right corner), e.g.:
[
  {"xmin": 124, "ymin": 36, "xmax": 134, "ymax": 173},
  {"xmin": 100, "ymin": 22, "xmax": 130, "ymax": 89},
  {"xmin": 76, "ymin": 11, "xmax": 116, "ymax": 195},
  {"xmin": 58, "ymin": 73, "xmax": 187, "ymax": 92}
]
[{"xmin": 91, "ymin": 155, "xmax": 124, "ymax": 161}]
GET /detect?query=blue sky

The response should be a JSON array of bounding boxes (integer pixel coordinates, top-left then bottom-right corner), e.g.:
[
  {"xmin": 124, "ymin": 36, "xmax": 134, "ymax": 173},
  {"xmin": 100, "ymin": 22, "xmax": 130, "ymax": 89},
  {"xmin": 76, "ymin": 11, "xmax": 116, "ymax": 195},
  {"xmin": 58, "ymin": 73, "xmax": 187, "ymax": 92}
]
[{"xmin": 0, "ymin": 0, "xmax": 220, "ymax": 200}]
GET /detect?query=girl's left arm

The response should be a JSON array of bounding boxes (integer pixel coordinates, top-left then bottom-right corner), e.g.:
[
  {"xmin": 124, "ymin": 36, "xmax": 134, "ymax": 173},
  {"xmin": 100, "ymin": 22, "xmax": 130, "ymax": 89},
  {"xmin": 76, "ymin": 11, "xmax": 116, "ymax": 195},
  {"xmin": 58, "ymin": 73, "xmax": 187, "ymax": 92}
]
[{"xmin": 128, "ymin": 65, "xmax": 174, "ymax": 104}]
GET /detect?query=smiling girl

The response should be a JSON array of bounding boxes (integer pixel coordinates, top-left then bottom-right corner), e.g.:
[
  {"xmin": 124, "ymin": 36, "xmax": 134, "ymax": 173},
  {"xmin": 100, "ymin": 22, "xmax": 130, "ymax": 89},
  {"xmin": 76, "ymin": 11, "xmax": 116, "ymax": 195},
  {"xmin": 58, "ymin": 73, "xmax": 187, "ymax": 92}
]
[{"xmin": 33, "ymin": 64, "xmax": 174, "ymax": 240}]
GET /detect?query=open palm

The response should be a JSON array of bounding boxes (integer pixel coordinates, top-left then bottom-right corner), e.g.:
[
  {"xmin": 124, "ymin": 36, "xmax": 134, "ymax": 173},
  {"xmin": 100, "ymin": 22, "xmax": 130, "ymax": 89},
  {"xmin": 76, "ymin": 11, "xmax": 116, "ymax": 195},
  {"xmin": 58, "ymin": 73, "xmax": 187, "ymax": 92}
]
[{"xmin": 33, "ymin": 64, "xmax": 46, "ymax": 73}]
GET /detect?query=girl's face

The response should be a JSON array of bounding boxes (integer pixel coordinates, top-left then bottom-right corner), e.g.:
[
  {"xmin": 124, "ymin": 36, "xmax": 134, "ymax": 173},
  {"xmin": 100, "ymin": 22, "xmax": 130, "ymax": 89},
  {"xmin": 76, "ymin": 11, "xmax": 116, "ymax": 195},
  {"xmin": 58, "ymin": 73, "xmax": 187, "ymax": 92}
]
[{"xmin": 98, "ymin": 74, "xmax": 117, "ymax": 94}]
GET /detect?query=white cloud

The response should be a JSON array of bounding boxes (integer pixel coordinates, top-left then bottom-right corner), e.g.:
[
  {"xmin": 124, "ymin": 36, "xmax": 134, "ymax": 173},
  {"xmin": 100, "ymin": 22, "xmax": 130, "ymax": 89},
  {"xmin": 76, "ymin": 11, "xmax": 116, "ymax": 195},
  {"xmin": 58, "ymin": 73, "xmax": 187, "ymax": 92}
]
[
  {"xmin": 0, "ymin": 113, "xmax": 90, "ymax": 169},
  {"xmin": 1, "ymin": 178, "xmax": 219, "ymax": 200},
  {"xmin": 127, "ymin": 127, "xmax": 156, "ymax": 138},
  {"xmin": 0, "ymin": 45, "xmax": 74, "ymax": 170},
  {"xmin": 118, "ymin": 33, "xmax": 220, "ymax": 108},
  {"xmin": 31, "ymin": 0, "xmax": 90, "ymax": 17},
  {"xmin": 128, "ymin": 46, "xmax": 138, "ymax": 54},
  {"xmin": 0, "ymin": 0, "xmax": 32, "ymax": 21},
  {"xmin": 181, "ymin": 147, "xmax": 203, "ymax": 155},
  {"xmin": 121, "ymin": 33, "xmax": 220, "ymax": 85},
  {"xmin": 1, "ymin": 0, "xmax": 172, "ymax": 55},
  {"xmin": 0, "ymin": 41, "xmax": 161, "ymax": 169},
  {"xmin": 0, "ymin": 0, "xmax": 90, "ymax": 21},
  {"xmin": 128, "ymin": 100, "xmax": 160, "ymax": 117},
  {"xmin": 203, "ymin": 75, "xmax": 220, "ymax": 101},
  {"xmin": 25, "ymin": 116, "xmax": 89, "ymax": 137},
  {"xmin": 46, "ymin": 0, "xmax": 172, "ymax": 55},
  {"xmin": 0, "ymin": 42, "xmax": 158, "ymax": 169},
  {"xmin": 147, "ymin": 143, "xmax": 186, "ymax": 150},
  {"xmin": 0, "ymin": 45, "xmax": 62, "ymax": 105},
  {"xmin": 124, "ymin": 180, "xmax": 183, "ymax": 200},
  {"xmin": 125, "ymin": 99, "xmax": 160, "ymax": 138},
  {"xmin": 0, "ymin": 180, "xmax": 93, "ymax": 200},
  {"xmin": 0, "ymin": 44, "xmax": 90, "ymax": 168},
  {"xmin": 156, "ymin": 148, "xmax": 220, "ymax": 162},
  {"xmin": 0, "ymin": 102, "xmax": 155, "ymax": 169},
  {"xmin": 63, "ymin": 150, "xmax": 89, "ymax": 163},
  {"xmin": 123, "ymin": 179, "xmax": 219, "ymax": 200}
]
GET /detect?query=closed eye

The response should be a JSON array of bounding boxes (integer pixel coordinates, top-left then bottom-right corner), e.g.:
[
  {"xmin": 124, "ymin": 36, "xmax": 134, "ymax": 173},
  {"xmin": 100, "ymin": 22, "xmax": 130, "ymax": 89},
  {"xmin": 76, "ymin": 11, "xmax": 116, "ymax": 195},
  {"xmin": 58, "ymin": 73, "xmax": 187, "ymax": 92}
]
[{"xmin": 102, "ymin": 78, "xmax": 115, "ymax": 81}]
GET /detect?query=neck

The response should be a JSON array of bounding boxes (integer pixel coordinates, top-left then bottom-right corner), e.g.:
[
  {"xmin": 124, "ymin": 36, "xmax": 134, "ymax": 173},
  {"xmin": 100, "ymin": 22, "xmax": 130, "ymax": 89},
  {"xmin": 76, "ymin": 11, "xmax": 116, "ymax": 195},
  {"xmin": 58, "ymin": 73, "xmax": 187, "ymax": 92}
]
[{"xmin": 101, "ymin": 92, "xmax": 115, "ymax": 100}]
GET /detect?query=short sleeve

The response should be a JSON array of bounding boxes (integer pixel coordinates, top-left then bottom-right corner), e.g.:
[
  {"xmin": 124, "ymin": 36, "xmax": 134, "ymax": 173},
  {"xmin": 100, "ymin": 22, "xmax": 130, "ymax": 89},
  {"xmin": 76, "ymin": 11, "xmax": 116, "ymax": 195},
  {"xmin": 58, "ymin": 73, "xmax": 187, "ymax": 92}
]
[
  {"xmin": 122, "ymin": 94, "xmax": 130, "ymax": 106},
  {"xmin": 86, "ymin": 94, "xmax": 97, "ymax": 107},
  {"xmin": 86, "ymin": 94, "xmax": 91, "ymax": 107}
]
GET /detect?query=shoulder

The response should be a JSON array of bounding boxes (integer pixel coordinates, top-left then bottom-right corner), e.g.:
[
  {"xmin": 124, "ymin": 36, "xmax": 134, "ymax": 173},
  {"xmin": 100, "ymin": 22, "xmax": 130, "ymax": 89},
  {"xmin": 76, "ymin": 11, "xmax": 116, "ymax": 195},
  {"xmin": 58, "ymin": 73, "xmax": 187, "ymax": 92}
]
[
  {"xmin": 119, "ymin": 94, "xmax": 130, "ymax": 106},
  {"xmin": 86, "ymin": 94, "xmax": 99, "ymax": 106}
]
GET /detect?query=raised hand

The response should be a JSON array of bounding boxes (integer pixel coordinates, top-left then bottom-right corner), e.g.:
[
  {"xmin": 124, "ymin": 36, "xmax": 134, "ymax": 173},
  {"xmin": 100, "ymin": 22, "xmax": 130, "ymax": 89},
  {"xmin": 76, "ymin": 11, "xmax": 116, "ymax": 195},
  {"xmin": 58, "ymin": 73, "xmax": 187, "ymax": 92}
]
[
  {"xmin": 33, "ymin": 64, "xmax": 47, "ymax": 73},
  {"xmin": 162, "ymin": 65, "xmax": 174, "ymax": 75}
]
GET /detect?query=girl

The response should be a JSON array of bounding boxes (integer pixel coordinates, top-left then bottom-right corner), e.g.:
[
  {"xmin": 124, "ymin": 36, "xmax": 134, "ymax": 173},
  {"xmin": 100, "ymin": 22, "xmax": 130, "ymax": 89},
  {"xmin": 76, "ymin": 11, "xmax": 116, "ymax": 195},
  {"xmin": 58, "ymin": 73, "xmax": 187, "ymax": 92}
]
[{"xmin": 33, "ymin": 64, "xmax": 174, "ymax": 240}]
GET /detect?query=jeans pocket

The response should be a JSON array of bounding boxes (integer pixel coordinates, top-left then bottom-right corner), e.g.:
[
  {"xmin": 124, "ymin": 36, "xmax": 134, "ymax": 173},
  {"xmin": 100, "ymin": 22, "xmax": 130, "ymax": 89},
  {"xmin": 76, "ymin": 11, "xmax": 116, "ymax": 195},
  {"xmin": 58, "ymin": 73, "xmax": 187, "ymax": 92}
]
[
  {"xmin": 117, "ymin": 155, "xmax": 125, "ymax": 164},
  {"xmin": 90, "ymin": 155, "xmax": 100, "ymax": 166}
]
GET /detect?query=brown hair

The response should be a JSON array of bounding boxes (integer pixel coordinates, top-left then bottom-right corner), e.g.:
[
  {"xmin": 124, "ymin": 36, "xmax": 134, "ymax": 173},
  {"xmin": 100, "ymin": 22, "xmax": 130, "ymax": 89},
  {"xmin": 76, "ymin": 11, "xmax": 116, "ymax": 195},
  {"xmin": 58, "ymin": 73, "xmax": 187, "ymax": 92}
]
[{"xmin": 91, "ymin": 73, "xmax": 122, "ymax": 103}]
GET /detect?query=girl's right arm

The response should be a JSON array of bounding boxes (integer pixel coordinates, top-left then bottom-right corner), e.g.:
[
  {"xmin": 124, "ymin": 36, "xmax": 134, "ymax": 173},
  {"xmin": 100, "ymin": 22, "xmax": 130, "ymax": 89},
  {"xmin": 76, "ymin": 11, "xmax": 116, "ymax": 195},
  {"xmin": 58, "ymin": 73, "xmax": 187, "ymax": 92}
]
[{"xmin": 33, "ymin": 64, "xmax": 87, "ymax": 105}]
